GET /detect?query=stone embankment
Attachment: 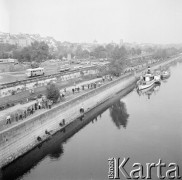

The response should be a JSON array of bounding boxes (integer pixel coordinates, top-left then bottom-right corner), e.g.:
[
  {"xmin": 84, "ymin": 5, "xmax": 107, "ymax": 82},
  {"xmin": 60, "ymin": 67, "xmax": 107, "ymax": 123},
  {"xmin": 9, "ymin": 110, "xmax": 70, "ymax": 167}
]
[{"xmin": 0, "ymin": 73, "xmax": 137, "ymax": 168}]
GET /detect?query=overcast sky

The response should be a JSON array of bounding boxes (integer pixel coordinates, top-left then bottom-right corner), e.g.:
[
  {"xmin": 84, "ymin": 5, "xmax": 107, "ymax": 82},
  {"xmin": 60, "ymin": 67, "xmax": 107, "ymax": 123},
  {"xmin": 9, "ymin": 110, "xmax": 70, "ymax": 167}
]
[{"xmin": 1, "ymin": 0, "xmax": 182, "ymax": 44}]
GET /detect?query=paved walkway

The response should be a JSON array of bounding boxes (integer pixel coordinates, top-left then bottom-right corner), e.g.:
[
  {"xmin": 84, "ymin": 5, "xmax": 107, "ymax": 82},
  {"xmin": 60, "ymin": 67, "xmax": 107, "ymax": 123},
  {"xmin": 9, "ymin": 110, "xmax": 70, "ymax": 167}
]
[
  {"xmin": 0, "ymin": 77, "xmax": 101, "ymax": 107},
  {"xmin": 0, "ymin": 77, "xmax": 111, "ymax": 132}
]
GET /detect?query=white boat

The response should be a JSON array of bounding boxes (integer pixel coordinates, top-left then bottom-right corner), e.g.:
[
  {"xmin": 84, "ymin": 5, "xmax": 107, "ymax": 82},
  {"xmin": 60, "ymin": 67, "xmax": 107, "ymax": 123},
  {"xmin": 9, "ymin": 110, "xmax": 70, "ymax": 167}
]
[
  {"xmin": 137, "ymin": 73, "xmax": 156, "ymax": 90},
  {"xmin": 161, "ymin": 70, "xmax": 170, "ymax": 79},
  {"xmin": 154, "ymin": 70, "xmax": 161, "ymax": 82}
]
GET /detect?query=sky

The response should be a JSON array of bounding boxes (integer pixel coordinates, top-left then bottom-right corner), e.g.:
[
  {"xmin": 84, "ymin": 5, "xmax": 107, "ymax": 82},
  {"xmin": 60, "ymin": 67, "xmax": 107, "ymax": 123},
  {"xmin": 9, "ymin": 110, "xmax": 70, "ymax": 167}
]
[{"xmin": 1, "ymin": 0, "xmax": 182, "ymax": 44}]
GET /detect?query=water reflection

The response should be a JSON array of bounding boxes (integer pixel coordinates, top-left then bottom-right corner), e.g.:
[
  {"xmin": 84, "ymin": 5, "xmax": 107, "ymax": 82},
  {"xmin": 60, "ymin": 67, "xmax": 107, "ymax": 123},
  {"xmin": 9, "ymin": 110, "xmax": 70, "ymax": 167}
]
[
  {"xmin": 109, "ymin": 101, "xmax": 129, "ymax": 129},
  {"xmin": 137, "ymin": 83, "xmax": 161, "ymax": 99},
  {"xmin": 0, "ymin": 134, "xmax": 64, "ymax": 180}
]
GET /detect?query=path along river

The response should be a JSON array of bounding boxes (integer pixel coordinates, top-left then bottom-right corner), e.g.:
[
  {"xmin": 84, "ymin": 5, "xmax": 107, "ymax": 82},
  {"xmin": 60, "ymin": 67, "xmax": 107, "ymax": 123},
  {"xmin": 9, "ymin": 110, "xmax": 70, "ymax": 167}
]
[{"xmin": 1, "ymin": 60, "xmax": 182, "ymax": 180}]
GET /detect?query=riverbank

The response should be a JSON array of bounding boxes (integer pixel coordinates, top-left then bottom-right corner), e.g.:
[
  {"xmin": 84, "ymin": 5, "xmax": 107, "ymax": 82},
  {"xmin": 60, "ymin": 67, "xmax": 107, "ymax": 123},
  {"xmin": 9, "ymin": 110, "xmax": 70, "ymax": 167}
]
[
  {"xmin": 0, "ymin": 54, "xmax": 181, "ymax": 168},
  {"xmin": 0, "ymin": 77, "xmax": 104, "ymax": 132},
  {"xmin": 0, "ymin": 81, "xmax": 135, "ymax": 180},
  {"xmin": 0, "ymin": 73, "xmax": 137, "ymax": 168}
]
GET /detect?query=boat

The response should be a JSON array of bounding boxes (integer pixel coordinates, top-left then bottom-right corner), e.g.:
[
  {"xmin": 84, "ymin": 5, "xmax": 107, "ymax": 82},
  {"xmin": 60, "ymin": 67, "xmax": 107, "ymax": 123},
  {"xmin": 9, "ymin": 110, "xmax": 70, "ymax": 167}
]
[
  {"xmin": 154, "ymin": 70, "xmax": 161, "ymax": 82},
  {"xmin": 137, "ymin": 73, "xmax": 156, "ymax": 90},
  {"xmin": 137, "ymin": 83, "xmax": 161, "ymax": 98},
  {"xmin": 161, "ymin": 70, "xmax": 170, "ymax": 79},
  {"xmin": 137, "ymin": 66, "xmax": 161, "ymax": 90}
]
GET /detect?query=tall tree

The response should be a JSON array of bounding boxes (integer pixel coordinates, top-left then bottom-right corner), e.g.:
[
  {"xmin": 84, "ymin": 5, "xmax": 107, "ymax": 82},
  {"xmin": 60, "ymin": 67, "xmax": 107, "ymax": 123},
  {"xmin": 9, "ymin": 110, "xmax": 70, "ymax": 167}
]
[{"xmin": 12, "ymin": 41, "xmax": 49, "ymax": 62}]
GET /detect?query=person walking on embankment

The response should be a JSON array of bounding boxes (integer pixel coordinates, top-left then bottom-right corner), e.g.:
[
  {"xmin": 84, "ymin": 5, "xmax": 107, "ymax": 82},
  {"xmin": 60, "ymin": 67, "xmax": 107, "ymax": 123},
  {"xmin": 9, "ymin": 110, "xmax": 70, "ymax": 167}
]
[{"xmin": 6, "ymin": 115, "xmax": 11, "ymax": 124}]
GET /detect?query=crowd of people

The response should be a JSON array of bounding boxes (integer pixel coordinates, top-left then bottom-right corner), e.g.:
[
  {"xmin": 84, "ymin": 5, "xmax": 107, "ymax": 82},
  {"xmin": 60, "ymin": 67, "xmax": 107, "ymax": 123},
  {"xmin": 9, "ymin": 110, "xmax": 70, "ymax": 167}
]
[
  {"xmin": 5, "ymin": 75, "xmax": 113, "ymax": 126},
  {"xmin": 6, "ymin": 97, "xmax": 53, "ymax": 125}
]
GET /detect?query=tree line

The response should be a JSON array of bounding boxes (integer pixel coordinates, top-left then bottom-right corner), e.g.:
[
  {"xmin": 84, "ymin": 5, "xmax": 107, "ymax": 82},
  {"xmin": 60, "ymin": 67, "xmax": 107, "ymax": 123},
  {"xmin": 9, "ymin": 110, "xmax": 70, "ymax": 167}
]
[
  {"xmin": 0, "ymin": 41, "xmax": 142, "ymax": 62},
  {"xmin": 0, "ymin": 41, "xmax": 180, "ymax": 64}
]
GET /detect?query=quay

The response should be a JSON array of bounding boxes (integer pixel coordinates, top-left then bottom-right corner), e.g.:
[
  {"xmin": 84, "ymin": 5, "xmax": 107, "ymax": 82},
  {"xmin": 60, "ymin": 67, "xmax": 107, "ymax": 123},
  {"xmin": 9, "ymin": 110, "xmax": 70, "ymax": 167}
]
[
  {"xmin": 0, "ymin": 54, "xmax": 181, "ymax": 168},
  {"xmin": 0, "ymin": 73, "xmax": 137, "ymax": 168}
]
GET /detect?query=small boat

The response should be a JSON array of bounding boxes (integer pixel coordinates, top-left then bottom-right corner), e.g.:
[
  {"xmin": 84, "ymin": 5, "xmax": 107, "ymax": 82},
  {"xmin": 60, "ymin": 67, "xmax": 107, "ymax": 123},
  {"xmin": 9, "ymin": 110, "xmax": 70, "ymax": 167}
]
[
  {"xmin": 161, "ymin": 70, "xmax": 170, "ymax": 79},
  {"xmin": 154, "ymin": 70, "xmax": 161, "ymax": 82}
]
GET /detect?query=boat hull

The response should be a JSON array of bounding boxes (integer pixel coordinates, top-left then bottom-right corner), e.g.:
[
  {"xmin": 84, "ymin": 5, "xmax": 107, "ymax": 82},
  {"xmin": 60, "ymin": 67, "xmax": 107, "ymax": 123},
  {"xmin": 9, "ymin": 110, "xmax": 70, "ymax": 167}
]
[{"xmin": 138, "ymin": 79, "xmax": 155, "ymax": 90}]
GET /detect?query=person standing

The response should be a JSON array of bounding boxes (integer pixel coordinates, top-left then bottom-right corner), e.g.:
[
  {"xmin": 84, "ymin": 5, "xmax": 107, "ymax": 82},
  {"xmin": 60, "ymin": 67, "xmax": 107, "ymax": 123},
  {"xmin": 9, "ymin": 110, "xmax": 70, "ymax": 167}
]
[
  {"xmin": 48, "ymin": 100, "xmax": 52, "ymax": 109},
  {"xmin": 38, "ymin": 101, "xmax": 42, "ymax": 109},
  {"xmin": 35, "ymin": 100, "xmax": 38, "ymax": 110},
  {"xmin": 6, "ymin": 115, "xmax": 11, "ymax": 124}
]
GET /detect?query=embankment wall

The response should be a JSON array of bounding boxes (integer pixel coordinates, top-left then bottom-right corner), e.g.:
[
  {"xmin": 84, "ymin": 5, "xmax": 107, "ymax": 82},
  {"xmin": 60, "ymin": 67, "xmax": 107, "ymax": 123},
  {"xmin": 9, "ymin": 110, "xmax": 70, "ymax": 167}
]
[{"xmin": 0, "ymin": 73, "xmax": 137, "ymax": 167}]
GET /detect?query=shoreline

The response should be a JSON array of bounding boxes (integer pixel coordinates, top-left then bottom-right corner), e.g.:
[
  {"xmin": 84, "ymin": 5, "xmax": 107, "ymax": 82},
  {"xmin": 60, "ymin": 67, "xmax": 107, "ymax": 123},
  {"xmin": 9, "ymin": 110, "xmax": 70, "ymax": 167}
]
[{"xmin": 0, "ymin": 73, "xmax": 137, "ymax": 168}]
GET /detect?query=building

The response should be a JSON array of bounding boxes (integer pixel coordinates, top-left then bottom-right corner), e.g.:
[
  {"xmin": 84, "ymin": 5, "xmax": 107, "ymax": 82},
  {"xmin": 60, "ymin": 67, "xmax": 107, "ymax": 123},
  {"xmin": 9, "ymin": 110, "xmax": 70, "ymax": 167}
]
[{"xmin": 0, "ymin": 59, "xmax": 19, "ymax": 72}]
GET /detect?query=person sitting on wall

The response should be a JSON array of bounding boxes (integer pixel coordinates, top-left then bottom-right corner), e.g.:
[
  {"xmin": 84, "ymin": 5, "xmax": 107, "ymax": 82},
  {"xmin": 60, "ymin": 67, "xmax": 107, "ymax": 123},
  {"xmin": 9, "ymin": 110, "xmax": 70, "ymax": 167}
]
[
  {"xmin": 80, "ymin": 107, "xmax": 85, "ymax": 120},
  {"xmin": 62, "ymin": 119, "xmax": 65, "ymax": 125},
  {"xmin": 80, "ymin": 107, "xmax": 84, "ymax": 114}
]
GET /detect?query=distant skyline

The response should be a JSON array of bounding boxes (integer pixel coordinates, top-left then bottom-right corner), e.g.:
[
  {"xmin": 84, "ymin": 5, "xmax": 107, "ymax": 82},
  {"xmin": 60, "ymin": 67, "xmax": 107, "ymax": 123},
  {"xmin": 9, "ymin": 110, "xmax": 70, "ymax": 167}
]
[{"xmin": 1, "ymin": 0, "xmax": 182, "ymax": 44}]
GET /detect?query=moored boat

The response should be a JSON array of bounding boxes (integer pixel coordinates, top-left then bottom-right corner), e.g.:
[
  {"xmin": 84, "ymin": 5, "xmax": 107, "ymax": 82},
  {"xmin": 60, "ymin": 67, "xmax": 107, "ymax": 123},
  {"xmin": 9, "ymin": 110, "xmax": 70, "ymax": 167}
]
[
  {"xmin": 137, "ymin": 73, "xmax": 156, "ymax": 90},
  {"xmin": 154, "ymin": 70, "xmax": 161, "ymax": 82},
  {"xmin": 161, "ymin": 70, "xmax": 170, "ymax": 79},
  {"xmin": 137, "ymin": 66, "xmax": 161, "ymax": 90}
]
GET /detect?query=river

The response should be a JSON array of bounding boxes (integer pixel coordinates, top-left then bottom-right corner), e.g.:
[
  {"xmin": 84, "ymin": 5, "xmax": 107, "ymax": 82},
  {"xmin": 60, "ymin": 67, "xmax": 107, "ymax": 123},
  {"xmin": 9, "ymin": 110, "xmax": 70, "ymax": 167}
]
[{"xmin": 1, "ymin": 60, "xmax": 182, "ymax": 180}]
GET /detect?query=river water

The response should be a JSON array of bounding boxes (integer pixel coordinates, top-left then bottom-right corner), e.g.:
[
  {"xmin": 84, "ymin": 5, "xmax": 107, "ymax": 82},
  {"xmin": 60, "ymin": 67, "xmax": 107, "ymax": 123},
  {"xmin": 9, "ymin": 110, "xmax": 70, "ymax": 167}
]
[{"xmin": 1, "ymin": 61, "xmax": 182, "ymax": 180}]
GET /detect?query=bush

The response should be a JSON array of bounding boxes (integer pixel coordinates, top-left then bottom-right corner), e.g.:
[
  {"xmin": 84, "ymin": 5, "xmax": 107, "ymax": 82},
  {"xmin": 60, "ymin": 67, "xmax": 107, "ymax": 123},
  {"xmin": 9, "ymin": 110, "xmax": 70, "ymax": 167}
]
[{"xmin": 46, "ymin": 83, "xmax": 60, "ymax": 103}]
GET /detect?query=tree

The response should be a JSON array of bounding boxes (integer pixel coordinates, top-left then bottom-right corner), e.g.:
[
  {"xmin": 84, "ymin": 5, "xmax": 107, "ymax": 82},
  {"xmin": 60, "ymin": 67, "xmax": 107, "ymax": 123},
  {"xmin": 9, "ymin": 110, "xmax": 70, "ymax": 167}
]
[
  {"xmin": 0, "ymin": 43, "xmax": 17, "ymax": 59},
  {"xmin": 108, "ymin": 58, "xmax": 126, "ymax": 76},
  {"xmin": 152, "ymin": 48, "xmax": 167, "ymax": 59},
  {"xmin": 97, "ymin": 65, "xmax": 109, "ymax": 76},
  {"xmin": 12, "ymin": 41, "xmax": 49, "ymax": 62},
  {"xmin": 91, "ymin": 46, "xmax": 107, "ymax": 59},
  {"xmin": 30, "ymin": 41, "xmax": 49, "ymax": 62},
  {"xmin": 46, "ymin": 83, "xmax": 60, "ymax": 103},
  {"xmin": 111, "ymin": 46, "xmax": 127, "ymax": 60},
  {"xmin": 105, "ymin": 44, "xmax": 115, "ymax": 58}
]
